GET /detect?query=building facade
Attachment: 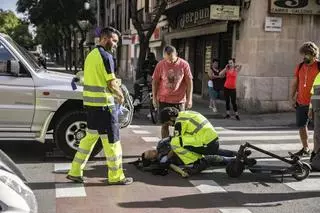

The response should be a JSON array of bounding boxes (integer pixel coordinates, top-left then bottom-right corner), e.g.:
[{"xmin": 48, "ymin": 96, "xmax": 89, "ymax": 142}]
[
  {"xmin": 93, "ymin": 0, "xmax": 320, "ymax": 113},
  {"xmin": 164, "ymin": 0, "xmax": 320, "ymax": 113}
]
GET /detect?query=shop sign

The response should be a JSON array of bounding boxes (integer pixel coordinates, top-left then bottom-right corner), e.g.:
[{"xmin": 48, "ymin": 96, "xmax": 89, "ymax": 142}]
[
  {"xmin": 210, "ymin": 5, "xmax": 240, "ymax": 21},
  {"xmin": 150, "ymin": 27, "xmax": 161, "ymax": 41},
  {"xmin": 270, "ymin": 0, "xmax": 320, "ymax": 15},
  {"xmin": 177, "ymin": 7, "xmax": 212, "ymax": 29},
  {"xmin": 265, "ymin": 17, "xmax": 282, "ymax": 32}
]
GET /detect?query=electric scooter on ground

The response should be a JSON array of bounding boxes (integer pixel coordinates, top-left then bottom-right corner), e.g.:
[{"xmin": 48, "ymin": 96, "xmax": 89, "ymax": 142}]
[{"xmin": 226, "ymin": 142, "xmax": 311, "ymax": 182}]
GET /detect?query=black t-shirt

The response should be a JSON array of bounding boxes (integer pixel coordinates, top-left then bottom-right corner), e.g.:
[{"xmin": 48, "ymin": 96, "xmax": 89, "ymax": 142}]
[{"xmin": 211, "ymin": 68, "xmax": 225, "ymax": 90}]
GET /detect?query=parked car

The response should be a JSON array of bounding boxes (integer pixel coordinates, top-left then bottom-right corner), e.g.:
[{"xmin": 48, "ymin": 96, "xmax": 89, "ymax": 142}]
[
  {"xmin": 0, "ymin": 33, "xmax": 133, "ymax": 158},
  {"xmin": 0, "ymin": 149, "xmax": 38, "ymax": 213}
]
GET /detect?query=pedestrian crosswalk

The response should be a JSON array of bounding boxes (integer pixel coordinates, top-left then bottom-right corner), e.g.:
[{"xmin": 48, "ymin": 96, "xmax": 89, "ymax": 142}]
[
  {"xmin": 128, "ymin": 124, "xmax": 319, "ymax": 195},
  {"xmin": 129, "ymin": 125, "xmax": 314, "ymax": 153}
]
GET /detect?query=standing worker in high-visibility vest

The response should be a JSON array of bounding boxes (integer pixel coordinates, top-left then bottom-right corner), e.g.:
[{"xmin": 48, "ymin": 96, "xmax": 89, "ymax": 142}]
[
  {"xmin": 309, "ymin": 73, "xmax": 320, "ymax": 162},
  {"xmin": 67, "ymin": 27, "xmax": 133, "ymax": 185}
]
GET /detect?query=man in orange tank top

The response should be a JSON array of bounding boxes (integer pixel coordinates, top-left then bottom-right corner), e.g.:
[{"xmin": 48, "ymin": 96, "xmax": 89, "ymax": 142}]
[{"xmin": 290, "ymin": 42, "xmax": 320, "ymax": 156}]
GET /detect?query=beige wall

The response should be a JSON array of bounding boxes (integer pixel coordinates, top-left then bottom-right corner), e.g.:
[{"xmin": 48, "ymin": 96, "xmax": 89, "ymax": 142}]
[{"xmin": 236, "ymin": 0, "xmax": 320, "ymax": 113}]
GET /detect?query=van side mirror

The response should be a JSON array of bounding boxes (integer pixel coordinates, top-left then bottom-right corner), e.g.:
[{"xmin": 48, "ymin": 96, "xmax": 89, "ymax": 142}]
[{"xmin": 9, "ymin": 60, "xmax": 20, "ymax": 76}]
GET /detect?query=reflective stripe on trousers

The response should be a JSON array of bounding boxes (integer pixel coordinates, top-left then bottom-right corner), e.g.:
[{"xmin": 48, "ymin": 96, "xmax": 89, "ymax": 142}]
[{"xmin": 68, "ymin": 130, "xmax": 125, "ymax": 182}]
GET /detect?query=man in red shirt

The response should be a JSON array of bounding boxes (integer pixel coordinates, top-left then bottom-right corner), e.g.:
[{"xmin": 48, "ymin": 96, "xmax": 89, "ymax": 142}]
[
  {"xmin": 152, "ymin": 45, "xmax": 193, "ymax": 138},
  {"xmin": 290, "ymin": 42, "xmax": 319, "ymax": 156}
]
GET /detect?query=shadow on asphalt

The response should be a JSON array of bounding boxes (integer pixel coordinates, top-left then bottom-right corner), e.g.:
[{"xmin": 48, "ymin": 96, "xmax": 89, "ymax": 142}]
[{"xmin": 117, "ymin": 190, "xmax": 320, "ymax": 209}]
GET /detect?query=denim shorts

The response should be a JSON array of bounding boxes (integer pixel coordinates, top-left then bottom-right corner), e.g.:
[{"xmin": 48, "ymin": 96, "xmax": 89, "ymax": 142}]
[{"xmin": 208, "ymin": 87, "xmax": 218, "ymax": 99}]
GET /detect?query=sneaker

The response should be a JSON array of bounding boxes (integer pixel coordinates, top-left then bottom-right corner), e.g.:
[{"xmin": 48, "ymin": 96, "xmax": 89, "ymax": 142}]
[
  {"xmin": 66, "ymin": 175, "xmax": 86, "ymax": 183},
  {"xmin": 224, "ymin": 114, "xmax": 231, "ymax": 119},
  {"xmin": 235, "ymin": 115, "xmax": 240, "ymax": 121},
  {"xmin": 147, "ymin": 113, "xmax": 152, "ymax": 118},
  {"xmin": 133, "ymin": 99, "xmax": 140, "ymax": 106},
  {"xmin": 293, "ymin": 148, "xmax": 311, "ymax": 157},
  {"xmin": 108, "ymin": 177, "xmax": 133, "ymax": 185},
  {"xmin": 209, "ymin": 105, "xmax": 213, "ymax": 109}
]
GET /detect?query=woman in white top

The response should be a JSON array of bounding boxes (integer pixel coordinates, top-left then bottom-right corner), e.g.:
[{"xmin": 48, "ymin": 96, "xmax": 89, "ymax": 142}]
[{"xmin": 207, "ymin": 59, "xmax": 220, "ymax": 113}]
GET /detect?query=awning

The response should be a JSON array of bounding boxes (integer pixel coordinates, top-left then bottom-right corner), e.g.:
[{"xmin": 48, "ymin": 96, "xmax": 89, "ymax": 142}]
[{"xmin": 164, "ymin": 21, "xmax": 228, "ymax": 42}]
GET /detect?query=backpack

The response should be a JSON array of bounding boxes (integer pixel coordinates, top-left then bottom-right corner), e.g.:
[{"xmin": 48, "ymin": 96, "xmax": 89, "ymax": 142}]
[{"xmin": 297, "ymin": 61, "xmax": 320, "ymax": 73}]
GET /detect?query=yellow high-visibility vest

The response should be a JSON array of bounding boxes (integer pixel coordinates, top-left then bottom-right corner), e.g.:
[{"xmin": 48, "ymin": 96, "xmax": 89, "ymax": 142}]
[
  {"xmin": 83, "ymin": 46, "xmax": 116, "ymax": 107},
  {"xmin": 170, "ymin": 111, "xmax": 219, "ymax": 164}
]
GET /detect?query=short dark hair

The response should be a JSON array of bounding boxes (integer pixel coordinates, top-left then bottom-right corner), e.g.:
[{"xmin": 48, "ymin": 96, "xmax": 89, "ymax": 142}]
[
  {"xmin": 100, "ymin": 26, "xmax": 121, "ymax": 39},
  {"xmin": 229, "ymin": 58, "xmax": 236, "ymax": 63},
  {"xmin": 163, "ymin": 45, "xmax": 177, "ymax": 55},
  {"xmin": 160, "ymin": 107, "xmax": 179, "ymax": 123},
  {"xmin": 212, "ymin": 58, "xmax": 219, "ymax": 63}
]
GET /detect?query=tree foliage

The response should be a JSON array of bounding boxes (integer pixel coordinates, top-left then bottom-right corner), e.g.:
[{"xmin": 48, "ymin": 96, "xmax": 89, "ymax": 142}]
[
  {"xmin": 17, "ymin": 0, "xmax": 96, "ymax": 69},
  {"xmin": 130, "ymin": 0, "xmax": 168, "ymax": 78},
  {"xmin": 0, "ymin": 9, "xmax": 34, "ymax": 49}
]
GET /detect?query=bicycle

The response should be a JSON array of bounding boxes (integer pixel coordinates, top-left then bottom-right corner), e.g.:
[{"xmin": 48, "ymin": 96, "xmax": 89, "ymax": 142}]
[{"xmin": 130, "ymin": 81, "xmax": 158, "ymax": 124}]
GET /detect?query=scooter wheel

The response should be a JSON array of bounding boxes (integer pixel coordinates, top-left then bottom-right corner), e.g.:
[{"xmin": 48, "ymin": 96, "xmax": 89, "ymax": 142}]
[
  {"xmin": 226, "ymin": 159, "xmax": 245, "ymax": 178},
  {"xmin": 292, "ymin": 162, "xmax": 311, "ymax": 181}
]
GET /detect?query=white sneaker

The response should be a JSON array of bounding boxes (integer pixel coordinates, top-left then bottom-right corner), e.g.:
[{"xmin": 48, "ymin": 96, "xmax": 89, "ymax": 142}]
[
  {"xmin": 133, "ymin": 99, "xmax": 140, "ymax": 106},
  {"xmin": 147, "ymin": 113, "xmax": 152, "ymax": 119},
  {"xmin": 212, "ymin": 107, "xmax": 217, "ymax": 113}
]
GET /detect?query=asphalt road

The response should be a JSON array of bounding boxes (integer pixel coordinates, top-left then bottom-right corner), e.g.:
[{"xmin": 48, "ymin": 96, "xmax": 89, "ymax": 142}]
[{"xmin": 1, "ymin": 115, "xmax": 320, "ymax": 213}]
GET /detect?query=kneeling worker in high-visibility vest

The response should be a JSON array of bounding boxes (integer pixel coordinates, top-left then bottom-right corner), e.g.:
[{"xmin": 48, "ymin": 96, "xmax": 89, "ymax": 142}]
[
  {"xmin": 67, "ymin": 27, "xmax": 133, "ymax": 185},
  {"xmin": 157, "ymin": 107, "xmax": 237, "ymax": 174}
]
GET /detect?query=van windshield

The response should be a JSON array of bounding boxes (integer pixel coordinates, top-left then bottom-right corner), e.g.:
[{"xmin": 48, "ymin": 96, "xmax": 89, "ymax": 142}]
[{"xmin": 3, "ymin": 35, "xmax": 40, "ymax": 71}]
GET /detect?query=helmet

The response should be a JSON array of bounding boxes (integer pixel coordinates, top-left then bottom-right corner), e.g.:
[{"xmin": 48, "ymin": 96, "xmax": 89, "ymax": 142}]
[{"xmin": 156, "ymin": 137, "xmax": 172, "ymax": 157}]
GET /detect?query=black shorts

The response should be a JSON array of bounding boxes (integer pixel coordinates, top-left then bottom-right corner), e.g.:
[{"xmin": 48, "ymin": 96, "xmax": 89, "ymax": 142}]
[
  {"xmin": 296, "ymin": 104, "xmax": 309, "ymax": 128},
  {"xmin": 159, "ymin": 102, "xmax": 185, "ymax": 123},
  {"xmin": 85, "ymin": 106, "xmax": 119, "ymax": 143}
]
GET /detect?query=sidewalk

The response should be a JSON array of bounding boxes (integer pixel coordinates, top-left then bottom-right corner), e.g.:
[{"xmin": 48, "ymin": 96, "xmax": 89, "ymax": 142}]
[
  {"xmin": 45, "ymin": 63, "xmax": 296, "ymax": 128},
  {"xmin": 122, "ymin": 79, "xmax": 296, "ymax": 128}
]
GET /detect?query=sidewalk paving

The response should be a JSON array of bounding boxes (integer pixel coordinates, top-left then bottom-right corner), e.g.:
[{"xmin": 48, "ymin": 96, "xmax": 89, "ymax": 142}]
[
  {"xmin": 45, "ymin": 63, "xmax": 297, "ymax": 128},
  {"xmin": 122, "ymin": 79, "xmax": 296, "ymax": 128}
]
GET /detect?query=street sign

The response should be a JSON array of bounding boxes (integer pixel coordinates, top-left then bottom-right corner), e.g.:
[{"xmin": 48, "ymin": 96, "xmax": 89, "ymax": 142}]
[
  {"xmin": 210, "ymin": 5, "xmax": 240, "ymax": 21},
  {"xmin": 265, "ymin": 17, "xmax": 282, "ymax": 32},
  {"xmin": 270, "ymin": 0, "xmax": 320, "ymax": 15}
]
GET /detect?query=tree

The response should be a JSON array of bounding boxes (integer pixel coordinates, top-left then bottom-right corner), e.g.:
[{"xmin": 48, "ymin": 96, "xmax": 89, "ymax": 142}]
[
  {"xmin": 0, "ymin": 9, "xmax": 34, "ymax": 49},
  {"xmin": 130, "ymin": 0, "xmax": 168, "ymax": 78},
  {"xmin": 17, "ymin": 0, "xmax": 96, "ymax": 71}
]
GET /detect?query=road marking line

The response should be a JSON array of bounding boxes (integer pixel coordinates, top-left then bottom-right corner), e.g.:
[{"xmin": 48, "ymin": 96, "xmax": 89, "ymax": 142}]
[
  {"xmin": 54, "ymin": 163, "xmax": 71, "ymax": 173},
  {"xmin": 219, "ymin": 135, "xmax": 312, "ymax": 141},
  {"xmin": 219, "ymin": 208, "xmax": 252, "ymax": 213},
  {"xmin": 128, "ymin": 125, "xmax": 141, "ymax": 129},
  {"xmin": 284, "ymin": 178, "xmax": 320, "ymax": 191},
  {"xmin": 217, "ymin": 131, "xmax": 313, "ymax": 135},
  {"xmin": 55, "ymin": 183, "xmax": 86, "ymax": 198},
  {"xmin": 215, "ymin": 126, "xmax": 291, "ymax": 130},
  {"xmin": 220, "ymin": 143, "xmax": 313, "ymax": 151},
  {"xmin": 142, "ymin": 136, "xmax": 160, "ymax": 142},
  {"xmin": 189, "ymin": 179, "xmax": 227, "ymax": 193},
  {"xmin": 132, "ymin": 130, "xmax": 151, "ymax": 134}
]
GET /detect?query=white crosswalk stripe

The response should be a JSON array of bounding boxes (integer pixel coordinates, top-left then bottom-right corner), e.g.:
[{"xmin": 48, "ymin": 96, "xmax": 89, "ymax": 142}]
[{"xmin": 131, "ymin": 126, "xmax": 320, "ymax": 197}]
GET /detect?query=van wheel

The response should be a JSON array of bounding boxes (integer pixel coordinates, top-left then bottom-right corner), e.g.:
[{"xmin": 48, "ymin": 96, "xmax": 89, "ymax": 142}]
[{"xmin": 54, "ymin": 110, "xmax": 103, "ymax": 159}]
